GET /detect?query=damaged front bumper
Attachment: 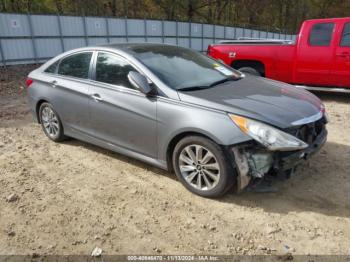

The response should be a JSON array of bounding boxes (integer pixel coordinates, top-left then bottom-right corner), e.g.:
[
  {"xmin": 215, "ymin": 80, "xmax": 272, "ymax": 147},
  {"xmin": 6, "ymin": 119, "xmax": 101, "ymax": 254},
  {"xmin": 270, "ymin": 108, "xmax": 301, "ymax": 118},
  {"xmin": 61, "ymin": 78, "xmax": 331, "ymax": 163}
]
[
  {"xmin": 231, "ymin": 128, "xmax": 328, "ymax": 192},
  {"xmin": 277, "ymin": 128, "xmax": 327, "ymax": 171}
]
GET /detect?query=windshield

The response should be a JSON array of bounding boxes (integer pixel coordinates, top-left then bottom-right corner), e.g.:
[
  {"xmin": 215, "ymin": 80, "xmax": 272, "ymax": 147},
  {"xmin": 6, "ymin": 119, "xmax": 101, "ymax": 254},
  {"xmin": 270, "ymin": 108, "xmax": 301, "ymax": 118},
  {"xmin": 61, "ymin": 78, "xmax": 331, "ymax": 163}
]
[{"xmin": 128, "ymin": 45, "xmax": 242, "ymax": 90}]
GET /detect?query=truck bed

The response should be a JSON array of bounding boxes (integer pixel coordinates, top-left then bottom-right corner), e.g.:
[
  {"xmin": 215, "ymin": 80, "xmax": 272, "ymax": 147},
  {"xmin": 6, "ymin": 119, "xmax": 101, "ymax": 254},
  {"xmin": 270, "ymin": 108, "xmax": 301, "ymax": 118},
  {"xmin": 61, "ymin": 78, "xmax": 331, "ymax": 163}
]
[
  {"xmin": 218, "ymin": 39, "xmax": 294, "ymax": 45},
  {"xmin": 208, "ymin": 41, "xmax": 296, "ymax": 83}
]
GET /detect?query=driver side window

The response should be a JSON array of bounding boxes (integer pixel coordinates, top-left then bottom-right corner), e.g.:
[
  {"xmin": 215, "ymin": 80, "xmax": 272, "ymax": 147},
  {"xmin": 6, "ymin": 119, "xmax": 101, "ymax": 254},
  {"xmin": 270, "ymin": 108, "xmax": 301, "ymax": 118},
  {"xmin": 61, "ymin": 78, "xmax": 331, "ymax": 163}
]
[
  {"xmin": 340, "ymin": 22, "xmax": 350, "ymax": 47},
  {"xmin": 95, "ymin": 52, "xmax": 136, "ymax": 89}
]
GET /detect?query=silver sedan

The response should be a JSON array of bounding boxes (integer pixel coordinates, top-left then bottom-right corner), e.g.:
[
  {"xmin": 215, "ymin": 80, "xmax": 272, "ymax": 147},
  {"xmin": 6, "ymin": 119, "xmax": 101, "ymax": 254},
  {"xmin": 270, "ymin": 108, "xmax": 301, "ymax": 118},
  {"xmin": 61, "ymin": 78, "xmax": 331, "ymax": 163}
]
[{"xmin": 27, "ymin": 43, "xmax": 327, "ymax": 197}]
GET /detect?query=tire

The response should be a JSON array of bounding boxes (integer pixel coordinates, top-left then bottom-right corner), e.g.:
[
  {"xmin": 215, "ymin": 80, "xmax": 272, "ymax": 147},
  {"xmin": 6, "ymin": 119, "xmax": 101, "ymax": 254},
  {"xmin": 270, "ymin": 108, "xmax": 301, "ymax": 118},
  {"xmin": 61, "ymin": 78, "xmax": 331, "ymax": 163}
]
[
  {"xmin": 238, "ymin": 67, "xmax": 261, "ymax": 76},
  {"xmin": 172, "ymin": 136, "xmax": 235, "ymax": 198},
  {"xmin": 39, "ymin": 102, "xmax": 66, "ymax": 142}
]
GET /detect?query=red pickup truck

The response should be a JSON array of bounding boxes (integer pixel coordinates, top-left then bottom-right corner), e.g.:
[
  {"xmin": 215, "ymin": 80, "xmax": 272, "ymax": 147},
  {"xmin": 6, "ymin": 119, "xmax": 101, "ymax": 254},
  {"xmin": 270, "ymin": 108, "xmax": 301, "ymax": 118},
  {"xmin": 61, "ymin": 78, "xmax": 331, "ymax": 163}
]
[{"xmin": 207, "ymin": 17, "xmax": 350, "ymax": 92}]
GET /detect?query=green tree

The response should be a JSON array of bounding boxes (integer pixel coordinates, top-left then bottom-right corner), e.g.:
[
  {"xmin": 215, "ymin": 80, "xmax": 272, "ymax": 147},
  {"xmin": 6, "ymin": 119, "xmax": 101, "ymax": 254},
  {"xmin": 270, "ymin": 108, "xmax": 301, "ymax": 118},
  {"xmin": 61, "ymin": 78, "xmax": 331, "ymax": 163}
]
[{"xmin": 1, "ymin": 0, "xmax": 350, "ymax": 34}]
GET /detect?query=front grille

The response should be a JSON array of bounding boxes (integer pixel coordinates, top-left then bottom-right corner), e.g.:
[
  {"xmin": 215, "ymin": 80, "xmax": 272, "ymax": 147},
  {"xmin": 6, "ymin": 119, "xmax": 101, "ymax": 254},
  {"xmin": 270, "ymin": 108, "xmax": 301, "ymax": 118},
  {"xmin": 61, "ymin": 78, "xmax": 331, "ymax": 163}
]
[{"xmin": 286, "ymin": 117, "xmax": 326, "ymax": 144}]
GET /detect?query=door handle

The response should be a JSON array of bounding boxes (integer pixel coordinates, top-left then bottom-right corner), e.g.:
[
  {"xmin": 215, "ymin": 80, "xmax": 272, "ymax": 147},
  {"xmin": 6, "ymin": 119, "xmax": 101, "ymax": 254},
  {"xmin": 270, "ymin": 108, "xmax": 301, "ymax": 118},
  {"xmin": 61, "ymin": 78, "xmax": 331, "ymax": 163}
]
[
  {"xmin": 50, "ymin": 80, "xmax": 58, "ymax": 88},
  {"xmin": 91, "ymin": 93, "xmax": 103, "ymax": 102},
  {"xmin": 336, "ymin": 52, "xmax": 349, "ymax": 58}
]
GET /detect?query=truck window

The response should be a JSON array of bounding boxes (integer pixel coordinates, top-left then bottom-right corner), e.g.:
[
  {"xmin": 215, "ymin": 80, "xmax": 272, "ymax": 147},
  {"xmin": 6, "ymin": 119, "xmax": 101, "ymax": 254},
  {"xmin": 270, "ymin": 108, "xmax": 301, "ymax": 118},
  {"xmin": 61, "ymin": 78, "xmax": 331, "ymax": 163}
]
[
  {"xmin": 340, "ymin": 22, "xmax": 350, "ymax": 47},
  {"xmin": 309, "ymin": 23, "xmax": 334, "ymax": 46}
]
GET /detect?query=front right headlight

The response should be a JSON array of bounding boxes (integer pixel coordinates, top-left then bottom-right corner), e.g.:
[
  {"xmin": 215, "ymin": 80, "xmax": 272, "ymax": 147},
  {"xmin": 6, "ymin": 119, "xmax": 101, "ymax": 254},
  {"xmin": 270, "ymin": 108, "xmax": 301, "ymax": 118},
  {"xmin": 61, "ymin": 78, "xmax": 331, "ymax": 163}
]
[{"xmin": 229, "ymin": 114, "xmax": 308, "ymax": 151}]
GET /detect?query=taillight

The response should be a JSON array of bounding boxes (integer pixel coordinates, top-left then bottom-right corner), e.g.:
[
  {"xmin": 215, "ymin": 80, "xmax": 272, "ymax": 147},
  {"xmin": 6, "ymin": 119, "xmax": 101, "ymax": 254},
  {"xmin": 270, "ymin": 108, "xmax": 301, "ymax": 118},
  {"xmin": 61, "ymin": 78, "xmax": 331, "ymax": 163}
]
[
  {"xmin": 26, "ymin": 78, "xmax": 33, "ymax": 88},
  {"xmin": 207, "ymin": 44, "xmax": 213, "ymax": 55}
]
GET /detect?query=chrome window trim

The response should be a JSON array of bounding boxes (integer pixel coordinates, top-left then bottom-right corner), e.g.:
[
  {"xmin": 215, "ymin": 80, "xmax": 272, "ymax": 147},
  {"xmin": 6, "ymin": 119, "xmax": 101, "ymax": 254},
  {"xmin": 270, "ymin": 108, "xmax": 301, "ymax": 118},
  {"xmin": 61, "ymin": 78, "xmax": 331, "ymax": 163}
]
[
  {"xmin": 87, "ymin": 78, "xmax": 145, "ymax": 97},
  {"xmin": 45, "ymin": 71, "xmax": 93, "ymax": 85}
]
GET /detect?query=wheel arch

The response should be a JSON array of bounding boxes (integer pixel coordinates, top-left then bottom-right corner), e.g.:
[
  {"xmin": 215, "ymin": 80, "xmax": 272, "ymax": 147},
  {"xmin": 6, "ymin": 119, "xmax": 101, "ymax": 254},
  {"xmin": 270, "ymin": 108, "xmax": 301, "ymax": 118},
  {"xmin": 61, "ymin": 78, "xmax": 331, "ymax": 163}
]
[
  {"xmin": 231, "ymin": 60, "xmax": 265, "ymax": 76},
  {"xmin": 166, "ymin": 130, "xmax": 223, "ymax": 172},
  {"xmin": 35, "ymin": 99, "xmax": 49, "ymax": 123}
]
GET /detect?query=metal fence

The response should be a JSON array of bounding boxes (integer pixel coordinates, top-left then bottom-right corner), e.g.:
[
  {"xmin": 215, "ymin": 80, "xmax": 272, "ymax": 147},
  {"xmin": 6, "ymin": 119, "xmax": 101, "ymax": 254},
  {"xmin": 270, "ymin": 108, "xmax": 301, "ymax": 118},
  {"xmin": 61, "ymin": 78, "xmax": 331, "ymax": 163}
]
[{"xmin": 0, "ymin": 12, "xmax": 296, "ymax": 66}]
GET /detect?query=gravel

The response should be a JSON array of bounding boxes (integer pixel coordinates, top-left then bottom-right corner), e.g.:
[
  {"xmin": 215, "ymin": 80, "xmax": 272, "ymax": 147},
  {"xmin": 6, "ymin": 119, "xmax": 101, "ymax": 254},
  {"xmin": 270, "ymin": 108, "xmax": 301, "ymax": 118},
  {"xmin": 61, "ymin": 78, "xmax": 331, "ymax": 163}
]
[{"xmin": 0, "ymin": 65, "xmax": 349, "ymax": 255}]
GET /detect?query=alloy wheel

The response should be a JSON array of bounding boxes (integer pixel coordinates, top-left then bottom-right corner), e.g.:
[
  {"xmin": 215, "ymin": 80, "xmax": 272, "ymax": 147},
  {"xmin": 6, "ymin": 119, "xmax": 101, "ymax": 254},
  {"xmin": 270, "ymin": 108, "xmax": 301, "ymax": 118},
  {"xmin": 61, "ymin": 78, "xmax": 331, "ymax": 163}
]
[
  {"xmin": 178, "ymin": 144, "xmax": 221, "ymax": 190},
  {"xmin": 41, "ymin": 106, "xmax": 60, "ymax": 138}
]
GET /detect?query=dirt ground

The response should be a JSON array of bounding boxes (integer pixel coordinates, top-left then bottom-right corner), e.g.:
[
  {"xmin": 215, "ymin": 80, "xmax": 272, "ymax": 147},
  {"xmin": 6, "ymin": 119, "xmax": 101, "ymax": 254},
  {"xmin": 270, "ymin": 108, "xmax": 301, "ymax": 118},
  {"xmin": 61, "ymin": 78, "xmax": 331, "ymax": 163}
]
[{"xmin": 0, "ymin": 65, "xmax": 349, "ymax": 257}]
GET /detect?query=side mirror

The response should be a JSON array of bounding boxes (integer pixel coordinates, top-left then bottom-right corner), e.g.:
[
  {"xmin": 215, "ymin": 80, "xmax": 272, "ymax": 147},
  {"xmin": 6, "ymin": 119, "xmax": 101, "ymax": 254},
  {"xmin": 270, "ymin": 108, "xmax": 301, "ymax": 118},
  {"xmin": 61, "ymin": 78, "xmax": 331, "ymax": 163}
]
[{"xmin": 128, "ymin": 71, "xmax": 153, "ymax": 95}]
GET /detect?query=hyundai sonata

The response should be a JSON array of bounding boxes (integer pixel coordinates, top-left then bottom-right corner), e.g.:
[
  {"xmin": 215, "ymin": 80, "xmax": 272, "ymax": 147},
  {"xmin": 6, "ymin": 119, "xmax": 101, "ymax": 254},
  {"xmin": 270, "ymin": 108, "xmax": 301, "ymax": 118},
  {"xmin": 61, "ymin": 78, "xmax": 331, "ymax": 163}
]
[{"xmin": 27, "ymin": 43, "xmax": 328, "ymax": 197}]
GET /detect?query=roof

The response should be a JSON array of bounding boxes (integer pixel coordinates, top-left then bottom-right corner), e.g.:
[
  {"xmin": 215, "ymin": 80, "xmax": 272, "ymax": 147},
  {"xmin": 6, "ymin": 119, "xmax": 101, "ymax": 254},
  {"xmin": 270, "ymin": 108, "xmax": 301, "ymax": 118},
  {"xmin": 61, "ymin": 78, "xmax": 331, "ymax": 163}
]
[
  {"xmin": 98, "ymin": 42, "xmax": 180, "ymax": 54},
  {"xmin": 304, "ymin": 17, "xmax": 350, "ymax": 22}
]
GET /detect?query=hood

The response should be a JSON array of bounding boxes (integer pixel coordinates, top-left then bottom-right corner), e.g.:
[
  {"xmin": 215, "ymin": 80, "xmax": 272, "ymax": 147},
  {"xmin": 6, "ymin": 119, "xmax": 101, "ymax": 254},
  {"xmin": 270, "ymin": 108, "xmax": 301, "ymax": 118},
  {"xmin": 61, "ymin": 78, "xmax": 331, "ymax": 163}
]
[{"xmin": 177, "ymin": 75, "xmax": 323, "ymax": 129}]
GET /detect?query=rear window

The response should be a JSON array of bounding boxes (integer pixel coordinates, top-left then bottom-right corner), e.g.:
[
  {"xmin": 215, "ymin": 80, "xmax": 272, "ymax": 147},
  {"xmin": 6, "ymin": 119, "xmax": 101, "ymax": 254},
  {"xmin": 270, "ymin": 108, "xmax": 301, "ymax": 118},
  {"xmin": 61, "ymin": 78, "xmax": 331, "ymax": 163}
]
[
  {"xmin": 309, "ymin": 23, "xmax": 334, "ymax": 46},
  {"xmin": 58, "ymin": 52, "xmax": 92, "ymax": 79},
  {"xmin": 44, "ymin": 61, "xmax": 59, "ymax": 74},
  {"xmin": 340, "ymin": 22, "xmax": 350, "ymax": 47}
]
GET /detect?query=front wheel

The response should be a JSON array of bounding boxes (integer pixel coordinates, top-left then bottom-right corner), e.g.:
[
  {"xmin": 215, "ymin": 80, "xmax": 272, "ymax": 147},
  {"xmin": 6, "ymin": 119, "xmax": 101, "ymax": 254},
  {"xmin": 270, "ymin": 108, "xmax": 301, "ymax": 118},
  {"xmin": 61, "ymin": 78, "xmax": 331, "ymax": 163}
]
[{"xmin": 172, "ymin": 136, "xmax": 235, "ymax": 198}]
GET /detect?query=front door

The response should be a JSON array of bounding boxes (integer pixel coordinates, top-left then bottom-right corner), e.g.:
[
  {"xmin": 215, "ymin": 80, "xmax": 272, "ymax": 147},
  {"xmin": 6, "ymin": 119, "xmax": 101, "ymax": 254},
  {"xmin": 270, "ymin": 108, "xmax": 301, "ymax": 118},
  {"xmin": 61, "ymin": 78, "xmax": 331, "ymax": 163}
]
[
  {"xmin": 331, "ymin": 21, "xmax": 350, "ymax": 88},
  {"xmin": 89, "ymin": 51, "xmax": 157, "ymax": 158},
  {"xmin": 294, "ymin": 22, "xmax": 335, "ymax": 86}
]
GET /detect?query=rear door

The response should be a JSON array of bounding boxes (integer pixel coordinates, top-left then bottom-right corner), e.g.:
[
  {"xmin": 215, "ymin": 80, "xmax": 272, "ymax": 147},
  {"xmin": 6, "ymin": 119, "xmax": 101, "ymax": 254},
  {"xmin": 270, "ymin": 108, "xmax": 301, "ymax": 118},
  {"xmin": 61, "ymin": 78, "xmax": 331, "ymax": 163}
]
[
  {"xmin": 47, "ymin": 51, "xmax": 93, "ymax": 135},
  {"xmin": 294, "ymin": 21, "xmax": 336, "ymax": 86},
  {"xmin": 331, "ymin": 21, "xmax": 350, "ymax": 88},
  {"xmin": 89, "ymin": 51, "xmax": 157, "ymax": 158}
]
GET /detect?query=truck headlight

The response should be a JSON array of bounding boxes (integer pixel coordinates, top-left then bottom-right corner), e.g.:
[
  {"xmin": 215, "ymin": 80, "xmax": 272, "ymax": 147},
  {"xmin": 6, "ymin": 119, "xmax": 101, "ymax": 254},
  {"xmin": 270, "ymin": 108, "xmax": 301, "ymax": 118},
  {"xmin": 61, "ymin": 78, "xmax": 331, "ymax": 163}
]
[{"xmin": 229, "ymin": 114, "xmax": 308, "ymax": 151}]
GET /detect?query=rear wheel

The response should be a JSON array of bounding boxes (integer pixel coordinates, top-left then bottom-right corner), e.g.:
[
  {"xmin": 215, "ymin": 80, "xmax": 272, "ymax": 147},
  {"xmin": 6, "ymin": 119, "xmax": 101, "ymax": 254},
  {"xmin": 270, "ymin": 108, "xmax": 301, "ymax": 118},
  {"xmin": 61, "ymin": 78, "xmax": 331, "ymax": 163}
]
[
  {"xmin": 238, "ymin": 67, "xmax": 261, "ymax": 76},
  {"xmin": 172, "ymin": 136, "xmax": 235, "ymax": 198},
  {"xmin": 39, "ymin": 102, "xmax": 66, "ymax": 142}
]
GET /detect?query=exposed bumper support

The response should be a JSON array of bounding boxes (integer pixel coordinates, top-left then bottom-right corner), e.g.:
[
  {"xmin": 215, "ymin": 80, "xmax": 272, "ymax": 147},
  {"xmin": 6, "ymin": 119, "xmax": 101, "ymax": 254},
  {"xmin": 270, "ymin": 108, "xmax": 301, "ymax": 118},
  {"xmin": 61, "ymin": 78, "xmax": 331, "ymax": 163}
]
[
  {"xmin": 232, "ymin": 147, "xmax": 251, "ymax": 191},
  {"xmin": 232, "ymin": 147, "xmax": 274, "ymax": 192},
  {"xmin": 232, "ymin": 128, "xmax": 327, "ymax": 192},
  {"xmin": 278, "ymin": 129, "xmax": 327, "ymax": 171}
]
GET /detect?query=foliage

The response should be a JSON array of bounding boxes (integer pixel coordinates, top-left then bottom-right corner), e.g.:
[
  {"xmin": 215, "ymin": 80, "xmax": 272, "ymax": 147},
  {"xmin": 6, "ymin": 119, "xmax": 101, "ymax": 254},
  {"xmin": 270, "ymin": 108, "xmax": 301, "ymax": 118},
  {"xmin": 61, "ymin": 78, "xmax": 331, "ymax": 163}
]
[{"xmin": 1, "ymin": 0, "xmax": 349, "ymax": 33}]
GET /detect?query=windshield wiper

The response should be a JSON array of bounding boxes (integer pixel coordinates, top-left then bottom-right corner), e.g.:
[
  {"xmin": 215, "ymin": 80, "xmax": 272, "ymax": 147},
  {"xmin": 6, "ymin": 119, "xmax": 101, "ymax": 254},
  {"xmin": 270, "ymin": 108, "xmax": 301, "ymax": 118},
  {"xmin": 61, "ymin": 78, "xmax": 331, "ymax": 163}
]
[
  {"xmin": 177, "ymin": 77, "xmax": 237, "ymax": 91},
  {"xmin": 177, "ymin": 86, "xmax": 210, "ymax": 91},
  {"xmin": 209, "ymin": 77, "xmax": 235, "ymax": 87}
]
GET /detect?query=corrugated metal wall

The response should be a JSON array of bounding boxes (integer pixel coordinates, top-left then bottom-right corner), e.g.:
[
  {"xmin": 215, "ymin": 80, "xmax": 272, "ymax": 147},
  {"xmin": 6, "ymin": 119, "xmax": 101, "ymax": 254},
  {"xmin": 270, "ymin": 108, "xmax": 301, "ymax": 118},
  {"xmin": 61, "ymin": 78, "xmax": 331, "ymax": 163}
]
[{"xmin": 0, "ymin": 13, "xmax": 296, "ymax": 66}]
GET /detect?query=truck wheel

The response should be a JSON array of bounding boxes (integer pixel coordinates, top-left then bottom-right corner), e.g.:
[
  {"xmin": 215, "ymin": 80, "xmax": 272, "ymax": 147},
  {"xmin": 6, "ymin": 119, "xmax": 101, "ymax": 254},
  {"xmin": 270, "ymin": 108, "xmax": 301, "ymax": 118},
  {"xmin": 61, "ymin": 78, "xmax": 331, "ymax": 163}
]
[{"xmin": 238, "ymin": 67, "xmax": 261, "ymax": 76}]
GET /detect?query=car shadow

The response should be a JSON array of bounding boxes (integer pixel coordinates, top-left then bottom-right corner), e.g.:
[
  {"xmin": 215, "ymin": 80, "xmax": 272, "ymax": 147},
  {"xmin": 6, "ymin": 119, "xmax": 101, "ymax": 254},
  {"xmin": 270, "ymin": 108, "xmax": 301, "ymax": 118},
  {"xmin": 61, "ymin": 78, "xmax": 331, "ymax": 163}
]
[
  {"xmin": 63, "ymin": 138, "xmax": 350, "ymax": 219},
  {"xmin": 61, "ymin": 138, "xmax": 176, "ymax": 181},
  {"xmin": 221, "ymin": 141, "xmax": 350, "ymax": 218}
]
